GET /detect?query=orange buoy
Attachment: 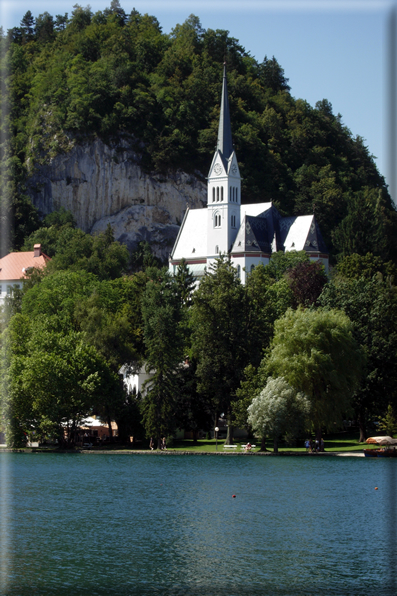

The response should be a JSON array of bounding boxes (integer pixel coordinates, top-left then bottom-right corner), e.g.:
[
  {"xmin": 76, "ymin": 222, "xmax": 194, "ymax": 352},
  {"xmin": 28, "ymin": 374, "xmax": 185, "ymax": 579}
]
[
  {"xmin": 375, "ymin": 487, "xmax": 378, "ymax": 490},
  {"xmin": 232, "ymin": 494, "xmax": 236, "ymax": 498}
]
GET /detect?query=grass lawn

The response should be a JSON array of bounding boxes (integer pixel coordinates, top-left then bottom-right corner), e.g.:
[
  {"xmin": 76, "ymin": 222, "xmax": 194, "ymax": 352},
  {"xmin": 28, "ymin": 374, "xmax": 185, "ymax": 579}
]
[
  {"xmin": 137, "ymin": 431, "xmax": 374, "ymax": 453},
  {"xmin": 21, "ymin": 430, "xmax": 394, "ymax": 454}
]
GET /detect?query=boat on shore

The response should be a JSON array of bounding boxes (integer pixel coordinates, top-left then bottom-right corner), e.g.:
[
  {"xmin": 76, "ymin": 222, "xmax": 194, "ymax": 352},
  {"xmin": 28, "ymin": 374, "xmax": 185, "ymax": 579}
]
[{"xmin": 364, "ymin": 436, "xmax": 397, "ymax": 457}]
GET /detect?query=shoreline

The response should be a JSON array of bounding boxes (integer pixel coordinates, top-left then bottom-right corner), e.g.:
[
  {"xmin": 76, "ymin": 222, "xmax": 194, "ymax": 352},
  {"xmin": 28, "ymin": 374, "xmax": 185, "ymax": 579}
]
[{"xmin": 0, "ymin": 447, "xmax": 365, "ymax": 456}]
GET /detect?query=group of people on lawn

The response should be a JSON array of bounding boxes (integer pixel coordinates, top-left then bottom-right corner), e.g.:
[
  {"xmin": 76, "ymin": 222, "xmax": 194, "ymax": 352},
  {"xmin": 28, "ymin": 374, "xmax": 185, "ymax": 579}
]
[
  {"xmin": 305, "ymin": 438, "xmax": 324, "ymax": 452},
  {"xmin": 149, "ymin": 437, "xmax": 166, "ymax": 450}
]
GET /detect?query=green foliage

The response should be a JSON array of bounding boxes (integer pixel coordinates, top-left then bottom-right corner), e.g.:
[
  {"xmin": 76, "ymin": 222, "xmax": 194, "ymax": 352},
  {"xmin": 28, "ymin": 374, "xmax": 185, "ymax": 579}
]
[
  {"xmin": 3, "ymin": 9, "xmax": 395, "ymax": 261},
  {"xmin": 190, "ymin": 258, "xmax": 248, "ymax": 442},
  {"xmin": 140, "ymin": 271, "xmax": 184, "ymax": 442},
  {"xmin": 265, "ymin": 307, "xmax": 364, "ymax": 432},
  {"xmin": 319, "ymin": 276, "xmax": 397, "ymax": 437},
  {"xmin": 335, "ymin": 252, "xmax": 397, "ymax": 282},
  {"xmin": 265, "ymin": 251, "xmax": 310, "ymax": 281},
  {"xmin": 130, "ymin": 241, "xmax": 163, "ymax": 272},
  {"xmin": 247, "ymin": 376, "xmax": 310, "ymax": 451},
  {"xmin": 377, "ymin": 404, "xmax": 397, "ymax": 437},
  {"xmin": 23, "ymin": 220, "xmax": 129, "ymax": 279},
  {"xmin": 244, "ymin": 263, "xmax": 293, "ymax": 367},
  {"xmin": 1, "ymin": 313, "xmax": 117, "ymax": 445}
]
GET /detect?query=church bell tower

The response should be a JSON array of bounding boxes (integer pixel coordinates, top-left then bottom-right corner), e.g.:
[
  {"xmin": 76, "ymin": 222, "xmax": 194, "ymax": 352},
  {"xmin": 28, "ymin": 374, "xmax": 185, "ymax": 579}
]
[{"xmin": 207, "ymin": 64, "xmax": 241, "ymax": 261}]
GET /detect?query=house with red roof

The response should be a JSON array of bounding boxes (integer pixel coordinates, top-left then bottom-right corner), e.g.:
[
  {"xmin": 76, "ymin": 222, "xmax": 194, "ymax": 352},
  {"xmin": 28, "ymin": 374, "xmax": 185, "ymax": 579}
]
[{"xmin": 0, "ymin": 244, "xmax": 50, "ymax": 304}]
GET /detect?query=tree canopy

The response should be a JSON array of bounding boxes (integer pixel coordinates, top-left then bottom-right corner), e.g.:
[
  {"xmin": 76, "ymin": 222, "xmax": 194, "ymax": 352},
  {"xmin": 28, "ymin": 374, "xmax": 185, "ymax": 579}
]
[
  {"xmin": 1, "ymin": 8, "xmax": 396, "ymax": 264},
  {"xmin": 264, "ymin": 307, "xmax": 364, "ymax": 435}
]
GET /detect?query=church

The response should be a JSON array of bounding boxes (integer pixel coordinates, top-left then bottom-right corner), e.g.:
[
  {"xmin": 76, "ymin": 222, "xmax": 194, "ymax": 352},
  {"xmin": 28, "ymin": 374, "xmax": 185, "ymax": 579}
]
[{"xmin": 169, "ymin": 65, "xmax": 328, "ymax": 284}]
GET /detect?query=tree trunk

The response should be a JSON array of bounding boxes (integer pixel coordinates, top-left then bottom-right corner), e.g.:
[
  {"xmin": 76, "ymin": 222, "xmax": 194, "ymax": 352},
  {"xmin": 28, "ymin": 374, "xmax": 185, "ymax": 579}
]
[
  {"xmin": 316, "ymin": 428, "xmax": 322, "ymax": 451},
  {"xmin": 273, "ymin": 437, "xmax": 278, "ymax": 453},
  {"xmin": 225, "ymin": 410, "xmax": 234, "ymax": 445},
  {"xmin": 260, "ymin": 436, "xmax": 268, "ymax": 451},
  {"xmin": 192, "ymin": 429, "xmax": 199, "ymax": 444},
  {"xmin": 358, "ymin": 407, "xmax": 367, "ymax": 443},
  {"xmin": 107, "ymin": 415, "xmax": 113, "ymax": 442}
]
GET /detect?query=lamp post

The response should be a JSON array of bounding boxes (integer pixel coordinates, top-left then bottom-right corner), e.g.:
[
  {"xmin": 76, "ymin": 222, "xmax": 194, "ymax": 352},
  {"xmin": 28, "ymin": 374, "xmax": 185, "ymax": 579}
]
[{"xmin": 215, "ymin": 426, "xmax": 219, "ymax": 451}]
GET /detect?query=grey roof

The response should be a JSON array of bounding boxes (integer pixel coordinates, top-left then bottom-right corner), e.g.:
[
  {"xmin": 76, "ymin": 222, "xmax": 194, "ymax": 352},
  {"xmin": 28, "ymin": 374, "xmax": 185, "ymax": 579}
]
[
  {"xmin": 231, "ymin": 207, "xmax": 328, "ymax": 256},
  {"xmin": 216, "ymin": 64, "xmax": 234, "ymax": 162}
]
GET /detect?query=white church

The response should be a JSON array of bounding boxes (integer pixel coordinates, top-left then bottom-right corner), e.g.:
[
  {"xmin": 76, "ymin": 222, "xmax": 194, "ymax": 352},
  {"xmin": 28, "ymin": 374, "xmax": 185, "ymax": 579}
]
[{"xmin": 169, "ymin": 65, "xmax": 328, "ymax": 284}]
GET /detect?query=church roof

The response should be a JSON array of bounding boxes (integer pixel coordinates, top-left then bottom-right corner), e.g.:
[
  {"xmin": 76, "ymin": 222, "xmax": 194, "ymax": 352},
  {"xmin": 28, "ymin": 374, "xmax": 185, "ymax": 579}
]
[
  {"xmin": 216, "ymin": 64, "xmax": 234, "ymax": 162},
  {"xmin": 231, "ymin": 206, "xmax": 327, "ymax": 256},
  {"xmin": 231, "ymin": 215, "xmax": 271, "ymax": 254},
  {"xmin": 170, "ymin": 208, "xmax": 207, "ymax": 260},
  {"xmin": 280, "ymin": 215, "xmax": 328, "ymax": 254}
]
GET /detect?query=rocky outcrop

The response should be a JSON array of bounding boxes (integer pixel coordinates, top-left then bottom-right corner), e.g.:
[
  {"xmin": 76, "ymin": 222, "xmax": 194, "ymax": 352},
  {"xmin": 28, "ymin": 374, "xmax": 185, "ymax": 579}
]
[{"xmin": 26, "ymin": 138, "xmax": 206, "ymax": 260}]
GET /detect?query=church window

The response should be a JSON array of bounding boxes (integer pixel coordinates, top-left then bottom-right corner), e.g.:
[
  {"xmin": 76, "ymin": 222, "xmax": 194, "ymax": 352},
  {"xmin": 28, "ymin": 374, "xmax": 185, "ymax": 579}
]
[
  {"xmin": 217, "ymin": 187, "xmax": 219, "ymax": 201},
  {"xmin": 231, "ymin": 215, "xmax": 236, "ymax": 228},
  {"xmin": 236, "ymin": 264, "xmax": 241, "ymax": 278},
  {"xmin": 215, "ymin": 245, "xmax": 219, "ymax": 254},
  {"xmin": 212, "ymin": 188, "xmax": 215, "ymax": 202},
  {"xmin": 214, "ymin": 213, "xmax": 221, "ymax": 228},
  {"xmin": 251, "ymin": 264, "xmax": 255, "ymax": 273},
  {"xmin": 230, "ymin": 186, "xmax": 232, "ymax": 201},
  {"xmin": 236, "ymin": 188, "xmax": 239, "ymax": 202},
  {"xmin": 221, "ymin": 187, "xmax": 224, "ymax": 201}
]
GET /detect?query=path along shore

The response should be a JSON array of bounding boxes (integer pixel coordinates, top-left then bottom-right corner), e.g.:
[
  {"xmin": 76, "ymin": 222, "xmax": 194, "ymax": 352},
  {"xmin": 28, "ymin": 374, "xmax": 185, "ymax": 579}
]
[{"xmin": 0, "ymin": 447, "xmax": 365, "ymax": 456}]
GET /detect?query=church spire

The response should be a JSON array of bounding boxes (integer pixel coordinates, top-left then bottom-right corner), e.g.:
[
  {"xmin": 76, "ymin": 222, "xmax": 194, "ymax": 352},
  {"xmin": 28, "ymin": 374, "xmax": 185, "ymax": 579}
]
[{"xmin": 216, "ymin": 63, "xmax": 233, "ymax": 161}]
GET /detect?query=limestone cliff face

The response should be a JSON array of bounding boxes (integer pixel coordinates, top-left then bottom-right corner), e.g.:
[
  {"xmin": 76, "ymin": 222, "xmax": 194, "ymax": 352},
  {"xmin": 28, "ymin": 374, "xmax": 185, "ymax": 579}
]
[{"xmin": 26, "ymin": 138, "xmax": 206, "ymax": 260}]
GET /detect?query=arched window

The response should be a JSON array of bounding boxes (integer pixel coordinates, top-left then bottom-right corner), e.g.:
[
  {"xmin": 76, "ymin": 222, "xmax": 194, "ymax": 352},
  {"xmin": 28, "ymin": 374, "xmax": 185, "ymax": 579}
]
[
  {"xmin": 231, "ymin": 215, "xmax": 236, "ymax": 228},
  {"xmin": 230, "ymin": 186, "xmax": 232, "ymax": 201},
  {"xmin": 233, "ymin": 187, "xmax": 235, "ymax": 201},
  {"xmin": 215, "ymin": 245, "xmax": 219, "ymax": 254},
  {"xmin": 214, "ymin": 213, "xmax": 221, "ymax": 228},
  {"xmin": 237, "ymin": 264, "xmax": 241, "ymax": 278},
  {"xmin": 216, "ymin": 187, "xmax": 219, "ymax": 201},
  {"xmin": 212, "ymin": 188, "xmax": 215, "ymax": 202},
  {"xmin": 236, "ymin": 188, "xmax": 239, "ymax": 202},
  {"xmin": 221, "ymin": 187, "xmax": 224, "ymax": 201}
]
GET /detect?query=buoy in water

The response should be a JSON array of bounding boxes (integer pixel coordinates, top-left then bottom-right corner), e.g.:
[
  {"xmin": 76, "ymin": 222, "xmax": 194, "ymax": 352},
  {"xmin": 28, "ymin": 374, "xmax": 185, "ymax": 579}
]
[
  {"xmin": 375, "ymin": 487, "xmax": 378, "ymax": 490},
  {"xmin": 232, "ymin": 494, "xmax": 236, "ymax": 498}
]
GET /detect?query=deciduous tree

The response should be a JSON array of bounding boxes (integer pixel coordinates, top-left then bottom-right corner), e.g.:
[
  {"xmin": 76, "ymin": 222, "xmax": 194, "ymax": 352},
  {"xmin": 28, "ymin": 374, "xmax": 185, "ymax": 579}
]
[{"xmin": 264, "ymin": 308, "xmax": 364, "ymax": 440}]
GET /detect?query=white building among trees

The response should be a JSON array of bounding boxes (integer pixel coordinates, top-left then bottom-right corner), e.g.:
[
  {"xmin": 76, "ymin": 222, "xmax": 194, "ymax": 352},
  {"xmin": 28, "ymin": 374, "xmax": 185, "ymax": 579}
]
[{"xmin": 169, "ymin": 65, "xmax": 328, "ymax": 284}]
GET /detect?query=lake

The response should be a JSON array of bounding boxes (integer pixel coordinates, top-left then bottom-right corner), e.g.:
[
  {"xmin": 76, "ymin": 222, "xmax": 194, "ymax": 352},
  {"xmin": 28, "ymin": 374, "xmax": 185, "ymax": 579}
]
[{"xmin": 0, "ymin": 453, "xmax": 395, "ymax": 595}]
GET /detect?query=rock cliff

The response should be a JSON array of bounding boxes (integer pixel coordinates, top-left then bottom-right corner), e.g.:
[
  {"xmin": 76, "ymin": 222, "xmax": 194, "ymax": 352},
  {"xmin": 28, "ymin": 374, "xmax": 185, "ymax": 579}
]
[{"xmin": 26, "ymin": 138, "xmax": 206, "ymax": 260}]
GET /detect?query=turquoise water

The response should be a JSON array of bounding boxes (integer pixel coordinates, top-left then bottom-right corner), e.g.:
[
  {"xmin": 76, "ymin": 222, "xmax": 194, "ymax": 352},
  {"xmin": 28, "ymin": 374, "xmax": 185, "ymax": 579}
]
[{"xmin": 0, "ymin": 453, "xmax": 395, "ymax": 595}]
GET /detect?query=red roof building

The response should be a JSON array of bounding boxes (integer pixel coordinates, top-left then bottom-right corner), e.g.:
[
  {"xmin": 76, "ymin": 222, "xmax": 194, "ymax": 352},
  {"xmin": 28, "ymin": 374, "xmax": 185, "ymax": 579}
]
[{"xmin": 0, "ymin": 244, "xmax": 50, "ymax": 303}]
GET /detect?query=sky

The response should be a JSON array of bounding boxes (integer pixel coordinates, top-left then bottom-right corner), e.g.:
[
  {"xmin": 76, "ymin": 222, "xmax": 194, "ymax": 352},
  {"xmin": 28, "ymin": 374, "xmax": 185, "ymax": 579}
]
[{"xmin": 1, "ymin": 0, "xmax": 396, "ymax": 201}]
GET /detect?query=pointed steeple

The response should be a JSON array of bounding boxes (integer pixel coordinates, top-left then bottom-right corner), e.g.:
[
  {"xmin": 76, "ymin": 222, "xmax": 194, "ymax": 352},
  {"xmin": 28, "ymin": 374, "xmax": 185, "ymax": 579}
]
[{"xmin": 217, "ymin": 63, "xmax": 233, "ymax": 161}]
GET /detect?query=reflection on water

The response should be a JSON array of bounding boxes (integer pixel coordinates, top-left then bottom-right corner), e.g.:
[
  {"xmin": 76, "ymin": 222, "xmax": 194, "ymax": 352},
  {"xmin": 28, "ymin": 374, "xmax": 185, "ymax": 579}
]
[{"xmin": 0, "ymin": 454, "xmax": 395, "ymax": 595}]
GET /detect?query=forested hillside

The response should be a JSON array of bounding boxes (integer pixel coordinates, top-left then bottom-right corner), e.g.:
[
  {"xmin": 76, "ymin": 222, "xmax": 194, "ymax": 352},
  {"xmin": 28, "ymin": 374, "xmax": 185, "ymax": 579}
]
[{"xmin": 1, "ymin": 1, "xmax": 397, "ymax": 263}]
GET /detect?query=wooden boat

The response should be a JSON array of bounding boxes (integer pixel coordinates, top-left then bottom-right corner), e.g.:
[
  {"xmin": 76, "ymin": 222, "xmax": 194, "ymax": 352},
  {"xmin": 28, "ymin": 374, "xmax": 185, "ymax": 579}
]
[
  {"xmin": 365, "ymin": 436, "xmax": 397, "ymax": 457},
  {"xmin": 363, "ymin": 449, "xmax": 379, "ymax": 457}
]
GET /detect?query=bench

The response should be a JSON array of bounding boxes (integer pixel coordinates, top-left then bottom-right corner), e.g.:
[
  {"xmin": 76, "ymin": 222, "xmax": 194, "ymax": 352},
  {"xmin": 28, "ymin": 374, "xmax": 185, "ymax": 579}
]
[
  {"xmin": 240, "ymin": 444, "xmax": 256, "ymax": 452},
  {"xmin": 223, "ymin": 444, "xmax": 237, "ymax": 450}
]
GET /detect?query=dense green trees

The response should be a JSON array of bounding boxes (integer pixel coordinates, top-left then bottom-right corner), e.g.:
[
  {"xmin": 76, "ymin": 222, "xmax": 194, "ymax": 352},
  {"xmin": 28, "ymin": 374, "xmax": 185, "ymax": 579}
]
[
  {"xmin": 264, "ymin": 308, "xmax": 364, "ymax": 439},
  {"xmin": 2, "ymin": 6, "xmax": 396, "ymax": 263},
  {"xmin": 319, "ymin": 273, "xmax": 397, "ymax": 441},
  {"xmin": 2, "ymin": 244, "xmax": 397, "ymax": 449},
  {"xmin": 140, "ymin": 271, "xmax": 184, "ymax": 447},
  {"xmin": 190, "ymin": 258, "xmax": 249, "ymax": 444}
]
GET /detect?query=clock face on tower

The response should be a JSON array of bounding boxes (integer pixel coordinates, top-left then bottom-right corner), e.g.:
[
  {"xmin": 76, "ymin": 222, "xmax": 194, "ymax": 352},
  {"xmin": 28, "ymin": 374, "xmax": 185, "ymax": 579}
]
[
  {"xmin": 231, "ymin": 164, "xmax": 237, "ymax": 174},
  {"xmin": 214, "ymin": 164, "xmax": 222, "ymax": 175}
]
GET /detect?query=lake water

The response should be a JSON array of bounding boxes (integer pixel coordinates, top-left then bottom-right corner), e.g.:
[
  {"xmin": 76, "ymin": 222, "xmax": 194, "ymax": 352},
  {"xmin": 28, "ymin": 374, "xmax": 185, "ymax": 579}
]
[{"xmin": 0, "ymin": 453, "xmax": 395, "ymax": 595}]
